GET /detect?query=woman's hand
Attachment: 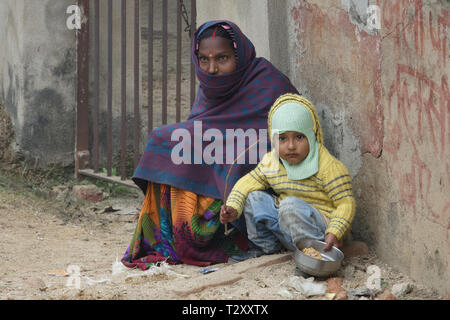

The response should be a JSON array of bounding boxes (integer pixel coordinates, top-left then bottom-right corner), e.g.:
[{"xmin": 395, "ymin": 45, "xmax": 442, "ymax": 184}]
[
  {"xmin": 220, "ymin": 205, "xmax": 238, "ymax": 224},
  {"xmin": 323, "ymin": 233, "xmax": 339, "ymax": 252}
]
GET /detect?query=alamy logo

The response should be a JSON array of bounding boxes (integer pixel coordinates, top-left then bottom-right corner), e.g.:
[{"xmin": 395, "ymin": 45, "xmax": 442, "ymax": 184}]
[
  {"xmin": 66, "ymin": 265, "xmax": 81, "ymax": 289},
  {"xmin": 66, "ymin": 5, "xmax": 81, "ymax": 30},
  {"xmin": 170, "ymin": 121, "xmax": 270, "ymax": 166},
  {"xmin": 366, "ymin": 5, "xmax": 381, "ymax": 32}
]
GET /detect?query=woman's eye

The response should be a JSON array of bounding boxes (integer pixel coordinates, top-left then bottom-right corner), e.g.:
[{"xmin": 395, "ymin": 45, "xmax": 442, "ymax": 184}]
[
  {"xmin": 279, "ymin": 136, "xmax": 286, "ymax": 141},
  {"xmin": 199, "ymin": 57, "xmax": 208, "ymax": 63},
  {"xmin": 218, "ymin": 55, "xmax": 228, "ymax": 61},
  {"xmin": 297, "ymin": 135, "xmax": 305, "ymax": 140}
]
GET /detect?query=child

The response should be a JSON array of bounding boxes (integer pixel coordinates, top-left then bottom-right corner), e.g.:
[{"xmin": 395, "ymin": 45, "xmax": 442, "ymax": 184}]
[{"xmin": 220, "ymin": 93, "xmax": 356, "ymax": 259}]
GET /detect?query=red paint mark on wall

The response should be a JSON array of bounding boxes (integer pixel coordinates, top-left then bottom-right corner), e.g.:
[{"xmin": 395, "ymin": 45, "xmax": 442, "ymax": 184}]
[
  {"xmin": 382, "ymin": 0, "xmax": 450, "ymax": 67},
  {"xmin": 386, "ymin": 64, "xmax": 449, "ymax": 241},
  {"xmin": 386, "ymin": 65, "xmax": 449, "ymax": 158},
  {"xmin": 290, "ymin": 0, "xmax": 384, "ymax": 157},
  {"xmin": 382, "ymin": 0, "xmax": 450, "ymax": 243}
]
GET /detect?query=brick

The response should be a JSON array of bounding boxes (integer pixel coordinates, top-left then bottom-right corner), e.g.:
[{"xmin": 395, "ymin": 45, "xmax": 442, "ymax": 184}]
[
  {"xmin": 327, "ymin": 277, "xmax": 344, "ymax": 294},
  {"xmin": 327, "ymin": 277, "xmax": 347, "ymax": 300},
  {"xmin": 376, "ymin": 290, "xmax": 397, "ymax": 300}
]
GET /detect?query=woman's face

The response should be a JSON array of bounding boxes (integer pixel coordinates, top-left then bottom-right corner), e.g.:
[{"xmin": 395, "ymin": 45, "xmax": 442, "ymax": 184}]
[{"xmin": 198, "ymin": 36, "xmax": 237, "ymax": 75}]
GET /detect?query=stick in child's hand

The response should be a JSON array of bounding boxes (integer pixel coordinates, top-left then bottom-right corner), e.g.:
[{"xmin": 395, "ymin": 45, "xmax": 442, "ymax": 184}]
[{"xmin": 224, "ymin": 223, "xmax": 234, "ymax": 236}]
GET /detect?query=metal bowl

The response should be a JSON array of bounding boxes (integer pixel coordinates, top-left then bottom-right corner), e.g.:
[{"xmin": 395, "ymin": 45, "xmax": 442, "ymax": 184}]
[{"xmin": 293, "ymin": 238, "xmax": 344, "ymax": 277}]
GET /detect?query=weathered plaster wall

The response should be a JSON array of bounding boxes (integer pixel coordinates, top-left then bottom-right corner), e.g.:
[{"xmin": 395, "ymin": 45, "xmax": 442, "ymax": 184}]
[
  {"xmin": 287, "ymin": 0, "xmax": 449, "ymax": 295},
  {"xmin": 0, "ymin": 0, "xmax": 77, "ymax": 167}
]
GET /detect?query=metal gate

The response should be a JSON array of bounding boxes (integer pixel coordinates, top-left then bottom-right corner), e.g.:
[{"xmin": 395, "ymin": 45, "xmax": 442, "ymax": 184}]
[{"xmin": 75, "ymin": 0, "xmax": 197, "ymax": 188}]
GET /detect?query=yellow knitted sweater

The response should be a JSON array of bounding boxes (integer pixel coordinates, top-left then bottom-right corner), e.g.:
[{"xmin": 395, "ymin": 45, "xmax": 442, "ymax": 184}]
[{"xmin": 225, "ymin": 94, "xmax": 356, "ymax": 240}]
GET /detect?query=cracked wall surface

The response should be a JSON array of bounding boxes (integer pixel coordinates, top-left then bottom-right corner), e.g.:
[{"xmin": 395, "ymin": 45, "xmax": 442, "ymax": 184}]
[
  {"xmin": 0, "ymin": 0, "xmax": 77, "ymax": 168},
  {"xmin": 287, "ymin": 0, "xmax": 449, "ymax": 295}
]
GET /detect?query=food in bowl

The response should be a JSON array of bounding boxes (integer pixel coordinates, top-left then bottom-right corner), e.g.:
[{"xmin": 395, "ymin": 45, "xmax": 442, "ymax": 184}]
[{"xmin": 302, "ymin": 247, "xmax": 322, "ymax": 260}]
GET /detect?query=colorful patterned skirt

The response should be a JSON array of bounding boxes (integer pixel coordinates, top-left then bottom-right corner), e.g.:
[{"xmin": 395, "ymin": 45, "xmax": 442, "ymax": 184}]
[{"xmin": 121, "ymin": 182, "xmax": 248, "ymax": 269}]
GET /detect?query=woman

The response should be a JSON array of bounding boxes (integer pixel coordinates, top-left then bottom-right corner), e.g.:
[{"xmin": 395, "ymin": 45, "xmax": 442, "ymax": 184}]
[{"xmin": 122, "ymin": 20, "xmax": 298, "ymax": 269}]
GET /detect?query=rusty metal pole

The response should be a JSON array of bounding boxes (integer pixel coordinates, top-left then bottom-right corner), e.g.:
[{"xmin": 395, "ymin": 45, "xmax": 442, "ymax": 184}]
[
  {"xmin": 148, "ymin": 0, "xmax": 154, "ymax": 134},
  {"xmin": 134, "ymin": 0, "xmax": 141, "ymax": 169},
  {"xmin": 176, "ymin": 0, "xmax": 182, "ymax": 123},
  {"xmin": 107, "ymin": 0, "xmax": 113, "ymax": 177},
  {"xmin": 190, "ymin": 0, "xmax": 197, "ymax": 107},
  {"xmin": 120, "ymin": 0, "xmax": 127, "ymax": 180},
  {"xmin": 93, "ymin": 0, "xmax": 100, "ymax": 173},
  {"xmin": 75, "ymin": 0, "xmax": 90, "ymax": 178},
  {"xmin": 162, "ymin": 0, "xmax": 168, "ymax": 125}
]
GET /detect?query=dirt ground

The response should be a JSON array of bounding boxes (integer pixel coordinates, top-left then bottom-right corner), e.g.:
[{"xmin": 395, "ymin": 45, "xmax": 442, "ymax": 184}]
[{"xmin": 0, "ymin": 167, "xmax": 444, "ymax": 301}]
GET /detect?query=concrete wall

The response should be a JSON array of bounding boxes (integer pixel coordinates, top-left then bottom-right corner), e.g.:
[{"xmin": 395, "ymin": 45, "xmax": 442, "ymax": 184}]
[
  {"xmin": 0, "ymin": 0, "xmax": 77, "ymax": 167},
  {"xmin": 198, "ymin": 0, "xmax": 449, "ymax": 295},
  {"xmin": 0, "ymin": 0, "xmax": 194, "ymax": 173}
]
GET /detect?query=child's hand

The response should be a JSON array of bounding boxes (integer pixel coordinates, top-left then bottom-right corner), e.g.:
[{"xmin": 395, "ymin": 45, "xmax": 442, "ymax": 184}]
[
  {"xmin": 323, "ymin": 233, "xmax": 339, "ymax": 252},
  {"xmin": 220, "ymin": 205, "xmax": 238, "ymax": 224}
]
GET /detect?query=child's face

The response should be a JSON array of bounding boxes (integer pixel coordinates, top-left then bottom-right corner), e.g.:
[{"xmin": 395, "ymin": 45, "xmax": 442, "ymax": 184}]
[{"xmin": 276, "ymin": 131, "xmax": 310, "ymax": 165}]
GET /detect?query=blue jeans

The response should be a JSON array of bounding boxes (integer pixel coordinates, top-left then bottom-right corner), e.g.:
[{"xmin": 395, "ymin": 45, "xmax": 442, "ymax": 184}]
[{"xmin": 243, "ymin": 190, "xmax": 327, "ymax": 254}]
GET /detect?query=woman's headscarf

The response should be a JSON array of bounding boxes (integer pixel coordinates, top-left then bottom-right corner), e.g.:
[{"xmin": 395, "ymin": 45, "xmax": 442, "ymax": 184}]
[{"xmin": 133, "ymin": 20, "xmax": 298, "ymax": 199}]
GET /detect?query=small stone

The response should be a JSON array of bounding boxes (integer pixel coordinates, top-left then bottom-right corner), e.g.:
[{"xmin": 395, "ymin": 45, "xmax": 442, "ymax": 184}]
[
  {"xmin": 348, "ymin": 286, "xmax": 372, "ymax": 297},
  {"xmin": 342, "ymin": 241, "xmax": 369, "ymax": 257},
  {"xmin": 257, "ymin": 280, "xmax": 268, "ymax": 288},
  {"xmin": 391, "ymin": 282, "xmax": 412, "ymax": 297},
  {"xmin": 343, "ymin": 265, "xmax": 355, "ymax": 278},
  {"xmin": 72, "ymin": 185, "xmax": 104, "ymax": 203},
  {"xmin": 49, "ymin": 186, "xmax": 69, "ymax": 201}
]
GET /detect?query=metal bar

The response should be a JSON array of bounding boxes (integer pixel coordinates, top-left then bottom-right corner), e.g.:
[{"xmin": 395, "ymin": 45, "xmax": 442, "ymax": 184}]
[
  {"xmin": 148, "ymin": 0, "xmax": 154, "ymax": 134},
  {"xmin": 107, "ymin": 0, "xmax": 113, "ymax": 177},
  {"xmin": 190, "ymin": 0, "xmax": 197, "ymax": 107},
  {"xmin": 75, "ymin": 0, "xmax": 90, "ymax": 178},
  {"xmin": 134, "ymin": 0, "xmax": 141, "ymax": 169},
  {"xmin": 162, "ymin": 0, "xmax": 168, "ymax": 125},
  {"xmin": 79, "ymin": 169, "xmax": 139, "ymax": 190},
  {"xmin": 93, "ymin": 0, "xmax": 100, "ymax": 173},
  {"xmin": 176, "ymin": 0, "xmax": 182, "ymax": 123},
  {"xmin": 121, "ymin": 0, "xmax": 127, "ymax": 180}
]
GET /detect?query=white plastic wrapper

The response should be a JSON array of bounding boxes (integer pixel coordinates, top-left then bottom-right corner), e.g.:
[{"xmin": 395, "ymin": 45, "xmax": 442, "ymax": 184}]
[
  {"xmin": 289, "ymin": 276, "xmax": 327, "ymax": 296},
  {"xmin": 277, "ymin": 287, "xmax": 294, "ymax": 299}
]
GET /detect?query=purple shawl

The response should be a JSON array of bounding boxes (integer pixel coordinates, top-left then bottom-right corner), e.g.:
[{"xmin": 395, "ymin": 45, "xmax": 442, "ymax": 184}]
[{"xmin": 133, "ymin": 20, "xmax": 298, "ymax": 200}]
